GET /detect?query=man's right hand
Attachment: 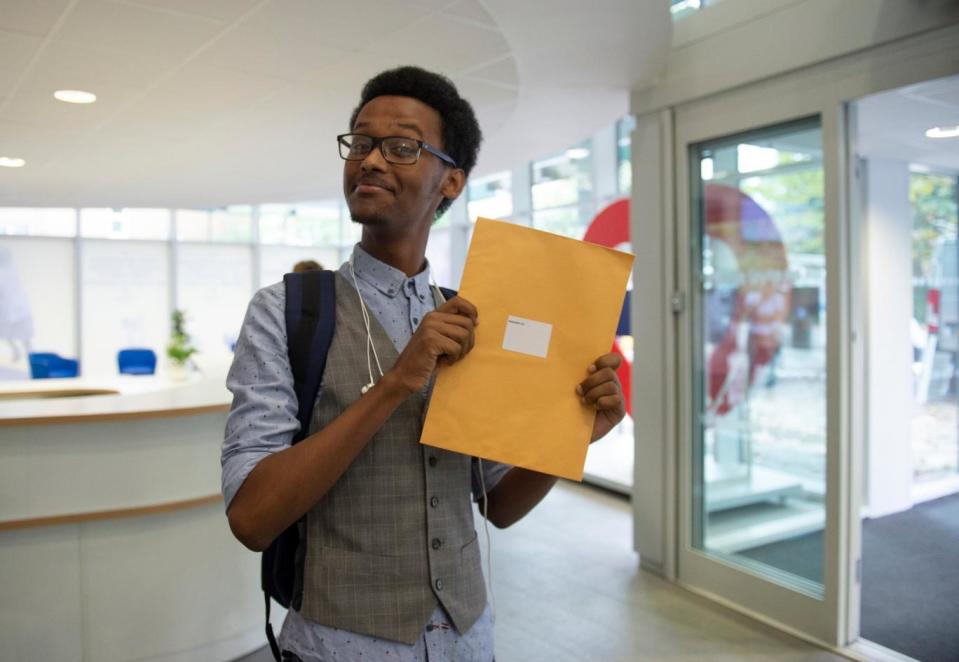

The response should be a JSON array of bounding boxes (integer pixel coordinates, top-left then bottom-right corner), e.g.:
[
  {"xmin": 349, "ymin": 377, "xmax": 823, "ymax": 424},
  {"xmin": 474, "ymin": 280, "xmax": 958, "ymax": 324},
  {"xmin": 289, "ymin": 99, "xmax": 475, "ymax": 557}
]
[{"xmin": 387, "ymin": 295, "xmax": 478, "ymax": 395}]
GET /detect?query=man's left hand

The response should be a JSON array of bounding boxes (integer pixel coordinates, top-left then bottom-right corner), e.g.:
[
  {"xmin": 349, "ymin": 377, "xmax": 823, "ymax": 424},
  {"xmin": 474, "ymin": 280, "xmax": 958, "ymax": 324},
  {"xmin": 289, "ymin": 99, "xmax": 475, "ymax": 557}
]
[{"xmin": 576, "ymin": 352, "xmax": 626, "ymax": 443}]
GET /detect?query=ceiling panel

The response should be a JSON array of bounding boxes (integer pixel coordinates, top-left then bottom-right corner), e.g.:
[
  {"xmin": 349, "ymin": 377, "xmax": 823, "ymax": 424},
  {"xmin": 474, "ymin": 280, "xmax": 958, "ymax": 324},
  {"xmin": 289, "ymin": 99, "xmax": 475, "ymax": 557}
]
[
  {"xmin": 238, "ymin": 0, "xmax": 436, "ymax": 54},
  {"xmin": 116, "ymin": 0, "xmax": 264, "ymax": 24},
  {"xmin": 0, "ymin": 30, "xmax": 46, "ymax": 91},
  {"xmin": 129, "ymin": 65, "xmax": 291, "ymax": 123},
  {"xmin": 0, "ymin": 0, "xmax": 72, "ymax": 37},
  {"xmin": 54, "ymin": 0, "xmax": 225, "ymax": 64},
  {"xmin": 857, "ymin": 75, "xmax": 959, "ymax": 171},
  {"xmin": 0, "ymin": 79, "xmax": 143, "ymax": 131},
  {"xmin": 460, "ymin": 56, "xmax": 519, "ymax": 88},
  {"xmin": 441, "ymin": 0, "xmax": 497, "ymax": 27},
  {"xmin": 194, "ymin": 25, "xmax": 350, "ymax": 80},
  {"xmin": 0, "ymin": 119, "xmax": 78, "ymax": 163},
  {"xmin": 452, "ymin": 76, "xmax": 517, "ymax": 110},
  {"xmin": 362, "ymin": 15, "xmax": 511, "ymax": 77}
]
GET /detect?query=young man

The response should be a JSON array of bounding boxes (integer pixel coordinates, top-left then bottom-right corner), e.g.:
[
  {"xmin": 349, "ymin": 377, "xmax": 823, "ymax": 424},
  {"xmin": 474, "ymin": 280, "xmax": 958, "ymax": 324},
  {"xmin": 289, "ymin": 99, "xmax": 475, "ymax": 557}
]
[{"xmin": 221, "ymin": 66, "xmax": 625, "ymax": 662}]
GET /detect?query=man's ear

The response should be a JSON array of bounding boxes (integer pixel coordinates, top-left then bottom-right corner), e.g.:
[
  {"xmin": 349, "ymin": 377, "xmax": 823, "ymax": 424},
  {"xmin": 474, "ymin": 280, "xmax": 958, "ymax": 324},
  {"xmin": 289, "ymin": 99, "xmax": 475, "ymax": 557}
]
[{"xmin": 440, "ymin": 168, "xmax": 466, "ymax": 202}]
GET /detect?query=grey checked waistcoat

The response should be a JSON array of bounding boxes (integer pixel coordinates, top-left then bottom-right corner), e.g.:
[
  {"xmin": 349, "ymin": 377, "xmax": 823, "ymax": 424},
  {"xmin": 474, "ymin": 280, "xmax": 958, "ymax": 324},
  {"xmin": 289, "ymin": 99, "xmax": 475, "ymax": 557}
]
[{"xmin": 293, "ymin": 272, "xmax": 487, "ymax": 644}]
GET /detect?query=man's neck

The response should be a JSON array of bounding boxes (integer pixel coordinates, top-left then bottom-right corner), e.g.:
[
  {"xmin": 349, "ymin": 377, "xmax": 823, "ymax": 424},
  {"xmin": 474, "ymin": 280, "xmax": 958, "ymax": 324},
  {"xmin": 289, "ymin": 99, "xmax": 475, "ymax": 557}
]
[{"xmin": 359, "ymin": 225, "xmax": 430, "ymax": 277}]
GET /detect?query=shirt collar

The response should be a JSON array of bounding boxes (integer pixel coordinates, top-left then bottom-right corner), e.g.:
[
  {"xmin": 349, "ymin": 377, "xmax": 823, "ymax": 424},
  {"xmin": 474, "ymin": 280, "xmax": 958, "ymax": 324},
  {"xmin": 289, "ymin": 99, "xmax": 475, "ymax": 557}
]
[{"xmin": 349, "ymin": 244, "xmax": 432, "ymax": 299}]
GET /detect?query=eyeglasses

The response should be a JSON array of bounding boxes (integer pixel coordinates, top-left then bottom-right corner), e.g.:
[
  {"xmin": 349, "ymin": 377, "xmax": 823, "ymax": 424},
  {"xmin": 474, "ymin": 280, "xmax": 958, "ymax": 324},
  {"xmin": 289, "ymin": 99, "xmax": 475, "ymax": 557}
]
[{"xmin": 337, "ymin": 133, "xmax": 458, "ymax": 168}]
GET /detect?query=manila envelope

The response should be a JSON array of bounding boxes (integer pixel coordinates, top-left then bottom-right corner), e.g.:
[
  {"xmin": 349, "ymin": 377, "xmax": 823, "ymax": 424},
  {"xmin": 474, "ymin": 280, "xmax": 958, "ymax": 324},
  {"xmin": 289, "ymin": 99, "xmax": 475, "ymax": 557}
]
[{"xmin": 420, "ymin": 218, "xmax": 634, "ymax": 480}]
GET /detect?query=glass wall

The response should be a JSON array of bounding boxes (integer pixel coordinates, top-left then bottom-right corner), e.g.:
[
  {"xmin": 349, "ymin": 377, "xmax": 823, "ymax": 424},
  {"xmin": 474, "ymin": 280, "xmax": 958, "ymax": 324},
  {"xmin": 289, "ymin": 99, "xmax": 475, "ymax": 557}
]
[
  {"xmin": 854, "ymin": 73, "xmax": 959, "ymax": 662},
  {"xmin": 467, "ymin": 171, "xmax": 513, "ymax": 221},
  {"xmin": 0, "ymin": 237, "xmax": 76, "ymax": 379},
  {"xmin": 691, "ymin": 118, "xmax": 827, "ymax": 591},
  {"xmin": 176, "ymin": 243, "xmax": 253, "ymax": 360},
  {"xmin": 176, "ymin": 206, "xmax": 253, "ymax": 243},
  {"xmin": 910, "ymin": 170, "xmax": 959, "ymax": 483},
  {"xmin": 531, "ymin": 142, "xmax": 594, "ymax": 238},
  {"xmin": 81, "ymin": 240, "xmax": 171, "ymax": 377}
]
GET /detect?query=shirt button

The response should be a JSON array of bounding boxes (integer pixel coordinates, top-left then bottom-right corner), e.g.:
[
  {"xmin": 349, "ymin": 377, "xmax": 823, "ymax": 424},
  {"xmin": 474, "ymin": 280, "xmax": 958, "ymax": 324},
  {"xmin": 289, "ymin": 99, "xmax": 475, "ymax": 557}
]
[
  {"xmin": 431, "ymin": 538, "xmax": 442, "ymax": 550},
  {"xmin": 428, "ymin": 456, "xmax": 438, "ymax": 467},
  {"xmin": 430, "ymin": 496, "xmax": 439, "ymax": 508},
  {"xmin": 435, "ymin": 578, "xmax": 444, "ymax": 591},
  {"xmin": 413, "ymin": 317, "xmax": 419, "ymax": 325}
]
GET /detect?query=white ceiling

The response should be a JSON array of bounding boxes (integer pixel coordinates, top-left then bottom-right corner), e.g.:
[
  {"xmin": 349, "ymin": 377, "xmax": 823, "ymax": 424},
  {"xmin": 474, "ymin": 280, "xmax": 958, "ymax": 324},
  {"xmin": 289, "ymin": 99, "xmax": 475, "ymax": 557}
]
[
  {"xmin": 0, "ymin": 0, "xmax": 671, "ymax": 208},
  {"xmin": 857, "ymin": 74, "xmax": 959, "ymax": 173}
]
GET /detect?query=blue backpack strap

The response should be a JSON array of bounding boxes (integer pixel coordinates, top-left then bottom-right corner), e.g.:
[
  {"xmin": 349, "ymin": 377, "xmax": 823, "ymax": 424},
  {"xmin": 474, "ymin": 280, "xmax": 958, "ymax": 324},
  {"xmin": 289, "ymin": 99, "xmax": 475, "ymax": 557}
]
[
  {"xmin": 439, "ymin": 286, "xmax": 457, "ymax": 301},
  {"xmin": 284, "ymin": 270, "xmax": 336, "ymax": 444},
  {"xmin": 262, "ymin": 270, "xmax": 335, "ymax": 662}
]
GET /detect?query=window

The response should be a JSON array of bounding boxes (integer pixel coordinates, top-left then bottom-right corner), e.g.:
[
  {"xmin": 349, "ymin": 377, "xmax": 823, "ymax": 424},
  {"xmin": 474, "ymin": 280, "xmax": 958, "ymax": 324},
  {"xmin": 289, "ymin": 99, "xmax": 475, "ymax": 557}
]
[
  {"xmin": 0, "ymin": 208, "xmax": 76, "ymax": 237},
  {"xmin": 259, "ymin": 202, "xmax": 341, "ymax": 246},
  {"xmin": 670, "ymin": 0, "xmax": 704, "ymax": 20},
  {"xmin": 81, "ymin": 240, "xmax": 170, "ymax": 376},
  {"xmin": 81, "ymin": 208, "xmax": 171, "ymax": 240},
  {"xmin": 467, "ymin": 171, "xmax": 512, "ymax": 222},
  {"xmin": 617, "ymin": 116, "xmax": 637, "ymax": 195},
  {"xmin": 176, "ymin": 206, "xmax": 253, "ymax": 242},
  {"xmin": 0, "ymin": 237, "xmax": 77, "ymax": 378},
  {"xmin": 531, "ymin": 143, "xmax": 593, "ymax": 238}
]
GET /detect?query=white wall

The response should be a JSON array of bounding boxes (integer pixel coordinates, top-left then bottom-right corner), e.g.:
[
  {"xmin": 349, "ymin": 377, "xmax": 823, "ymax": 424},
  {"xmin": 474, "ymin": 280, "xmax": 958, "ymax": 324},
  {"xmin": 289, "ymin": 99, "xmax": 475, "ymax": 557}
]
[{"xmin": 864, "ymin": 158, "xmax": 914, "ymax": 517}]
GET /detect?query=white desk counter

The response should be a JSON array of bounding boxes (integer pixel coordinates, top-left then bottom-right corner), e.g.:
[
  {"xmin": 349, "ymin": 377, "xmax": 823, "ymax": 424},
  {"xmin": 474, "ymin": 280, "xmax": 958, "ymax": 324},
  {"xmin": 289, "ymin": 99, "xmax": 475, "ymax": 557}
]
[{"xmin": 0, "ymin": 374, "xmax": 266, "ymax": 662}]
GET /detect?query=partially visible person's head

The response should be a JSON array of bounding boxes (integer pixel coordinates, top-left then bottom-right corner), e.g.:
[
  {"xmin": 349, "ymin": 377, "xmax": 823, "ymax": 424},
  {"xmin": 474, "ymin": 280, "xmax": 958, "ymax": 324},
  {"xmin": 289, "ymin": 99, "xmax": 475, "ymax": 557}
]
[
  {"xmin": 292, "ymin": 259, "xmax": 323, "ymax": 273},
  {"xmin": 345, "ymin": 66, "xmax": 482, "ymax": 221}
]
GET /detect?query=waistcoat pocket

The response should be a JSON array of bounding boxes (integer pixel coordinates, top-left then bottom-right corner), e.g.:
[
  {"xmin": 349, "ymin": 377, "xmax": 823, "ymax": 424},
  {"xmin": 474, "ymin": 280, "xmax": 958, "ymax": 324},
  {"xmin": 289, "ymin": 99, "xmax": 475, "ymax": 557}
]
[{"xmin": 315, "ymin": 546, "xmax": 403, "ymax": 579}]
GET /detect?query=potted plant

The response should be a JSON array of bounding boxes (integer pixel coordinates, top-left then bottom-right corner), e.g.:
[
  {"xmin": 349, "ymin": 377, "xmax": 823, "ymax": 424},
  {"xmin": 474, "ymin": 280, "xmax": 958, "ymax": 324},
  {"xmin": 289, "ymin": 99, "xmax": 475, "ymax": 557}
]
[{"xmin": 166, "ymin": 309, "xmax": 197, "ymax": 380}]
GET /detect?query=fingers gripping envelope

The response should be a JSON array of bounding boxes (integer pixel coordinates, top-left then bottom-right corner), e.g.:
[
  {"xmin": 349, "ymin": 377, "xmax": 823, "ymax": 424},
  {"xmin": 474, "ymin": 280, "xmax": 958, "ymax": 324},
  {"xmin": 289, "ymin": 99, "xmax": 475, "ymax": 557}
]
[{"xmin": 420, "ymin": 218, "xmax": 634, "ymax": 480}]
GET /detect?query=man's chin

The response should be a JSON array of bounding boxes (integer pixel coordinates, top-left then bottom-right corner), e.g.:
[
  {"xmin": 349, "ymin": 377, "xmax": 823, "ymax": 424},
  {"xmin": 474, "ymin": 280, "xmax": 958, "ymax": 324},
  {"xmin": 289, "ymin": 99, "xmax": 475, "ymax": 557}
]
[{"xmin": 349, "ymin": 212, "xmax": 386, "ymax": 226}]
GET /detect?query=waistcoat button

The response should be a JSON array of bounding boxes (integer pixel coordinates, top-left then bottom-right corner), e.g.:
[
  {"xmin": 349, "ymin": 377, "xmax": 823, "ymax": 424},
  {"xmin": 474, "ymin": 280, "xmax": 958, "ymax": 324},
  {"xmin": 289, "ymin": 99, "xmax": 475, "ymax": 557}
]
[
  {"xmin": 430, "ymin": 496, "xmax": 439, "ymax": 508},
  {"xmin": 435, "ymin": 578, "xmax": 443, "ymax": 591},
  {"xmin": 431, "ymin": 538, "xmax": 442, "ymax": 550},
  {"xmin": 428, "ymin": 455, "xmax": 438, "ymax": 467}
]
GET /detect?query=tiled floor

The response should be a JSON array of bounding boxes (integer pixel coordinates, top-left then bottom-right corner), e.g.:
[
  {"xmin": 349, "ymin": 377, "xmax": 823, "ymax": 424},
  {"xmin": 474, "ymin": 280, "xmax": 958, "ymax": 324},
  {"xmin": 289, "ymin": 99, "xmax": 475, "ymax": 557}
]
[{"xmin": 236, "ymin": 481, "xmax": 843, "ymax": 661}]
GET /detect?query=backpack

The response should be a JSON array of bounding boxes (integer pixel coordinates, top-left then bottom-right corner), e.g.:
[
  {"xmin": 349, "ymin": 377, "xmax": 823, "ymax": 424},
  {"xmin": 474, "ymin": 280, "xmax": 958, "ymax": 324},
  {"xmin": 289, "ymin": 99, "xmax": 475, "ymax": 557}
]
[{"xmin": 262, "ymin": 269, "xmax": 456, "ymax": 660}]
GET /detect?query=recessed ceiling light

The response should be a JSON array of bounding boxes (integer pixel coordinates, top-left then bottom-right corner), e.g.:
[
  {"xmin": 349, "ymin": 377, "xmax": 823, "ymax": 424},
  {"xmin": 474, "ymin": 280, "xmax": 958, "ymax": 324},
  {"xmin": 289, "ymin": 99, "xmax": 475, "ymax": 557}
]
[
  {"xmin": 0, "ymin": 157, "xmax": 26, "ymax": 168},
  {"xmin": 54, "ymin": 89, "xmax": 97, "ymax": 104},
  {"xmin": 925, "ymin": 125, "xmax": 959, "ymax": 139}
]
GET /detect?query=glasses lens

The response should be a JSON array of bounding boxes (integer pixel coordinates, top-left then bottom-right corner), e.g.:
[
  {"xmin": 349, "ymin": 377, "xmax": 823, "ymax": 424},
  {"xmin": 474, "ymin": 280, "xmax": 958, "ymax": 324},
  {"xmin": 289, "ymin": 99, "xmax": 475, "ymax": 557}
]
[
  {"xmin": 340, "ymin": 134, "xmax": 372, "ymax": 160},
  {"xmin": 382, "ymin": 137, "xmax": 420, "ymax": 164}
]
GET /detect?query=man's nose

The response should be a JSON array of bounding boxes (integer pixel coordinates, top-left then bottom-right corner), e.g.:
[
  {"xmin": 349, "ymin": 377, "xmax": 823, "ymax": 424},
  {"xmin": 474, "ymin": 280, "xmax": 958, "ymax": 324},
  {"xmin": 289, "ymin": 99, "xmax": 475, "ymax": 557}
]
[{"xmin": 359, "ymin": 145, "xmax": 388, "ymax": 171}]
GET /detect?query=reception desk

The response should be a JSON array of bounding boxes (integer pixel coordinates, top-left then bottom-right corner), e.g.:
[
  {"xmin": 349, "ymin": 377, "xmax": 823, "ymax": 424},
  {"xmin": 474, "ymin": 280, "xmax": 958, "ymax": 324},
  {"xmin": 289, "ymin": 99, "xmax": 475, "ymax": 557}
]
[{"xmin": 0, "ymin": 376, "xmax": 268, "ymax": 662}]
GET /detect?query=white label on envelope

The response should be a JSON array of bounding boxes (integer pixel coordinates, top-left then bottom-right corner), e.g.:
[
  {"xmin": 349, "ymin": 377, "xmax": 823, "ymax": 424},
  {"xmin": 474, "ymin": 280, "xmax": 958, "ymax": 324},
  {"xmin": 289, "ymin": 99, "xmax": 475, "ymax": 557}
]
[{"xmin": 502, "ymin": 315, "xmax": 552, "ymax": 358}]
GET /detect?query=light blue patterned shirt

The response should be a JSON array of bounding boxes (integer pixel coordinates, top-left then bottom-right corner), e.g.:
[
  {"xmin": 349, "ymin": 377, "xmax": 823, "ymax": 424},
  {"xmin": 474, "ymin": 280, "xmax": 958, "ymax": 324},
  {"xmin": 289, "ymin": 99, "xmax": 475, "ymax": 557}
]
[{"xmin": 222, "ymin": 244, "xmax": 507, "ymax": 662}]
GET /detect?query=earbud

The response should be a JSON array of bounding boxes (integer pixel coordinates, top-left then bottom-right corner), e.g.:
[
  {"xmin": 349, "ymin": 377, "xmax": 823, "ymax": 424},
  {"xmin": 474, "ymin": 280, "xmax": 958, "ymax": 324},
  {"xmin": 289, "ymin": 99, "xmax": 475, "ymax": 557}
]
[{"xmin": 361, "ymin": 383, "xmax": 373, "ymax": 395}]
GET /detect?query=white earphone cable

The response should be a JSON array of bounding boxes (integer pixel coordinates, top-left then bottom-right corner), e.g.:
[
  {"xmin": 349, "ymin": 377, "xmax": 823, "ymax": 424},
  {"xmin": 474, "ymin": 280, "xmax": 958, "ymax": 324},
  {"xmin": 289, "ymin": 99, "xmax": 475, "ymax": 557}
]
[
  {"xmin": 478, "ymin": 459, "xmax": 495, "ymax": 621},
  {"xmin": 349, "ymin": 255, "xmax": 384, "ymax": 392}
]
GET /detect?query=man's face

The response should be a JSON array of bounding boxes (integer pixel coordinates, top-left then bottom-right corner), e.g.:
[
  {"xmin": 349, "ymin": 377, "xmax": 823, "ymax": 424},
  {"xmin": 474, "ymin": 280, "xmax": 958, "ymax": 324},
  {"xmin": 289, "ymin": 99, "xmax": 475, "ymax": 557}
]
[{"xmin": 344, "ymin": 95, "xmax": 461, "ymax": 232}]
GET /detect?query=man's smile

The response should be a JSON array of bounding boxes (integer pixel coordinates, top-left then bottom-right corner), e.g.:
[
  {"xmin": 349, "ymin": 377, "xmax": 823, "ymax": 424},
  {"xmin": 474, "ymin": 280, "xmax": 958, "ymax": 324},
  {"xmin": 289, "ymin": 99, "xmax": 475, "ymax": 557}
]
[{"xmin": 352, "ymin": 177, "xmax": 393, "ymax": 194}]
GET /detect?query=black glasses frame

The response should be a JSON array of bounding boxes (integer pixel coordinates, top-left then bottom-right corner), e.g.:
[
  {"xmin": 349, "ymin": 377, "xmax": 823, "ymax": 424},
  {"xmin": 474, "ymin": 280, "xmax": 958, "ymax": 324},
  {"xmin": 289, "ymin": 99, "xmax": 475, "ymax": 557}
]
[{"xmin": 336, "ymin": 133, "xmax": 458, "ymax": 168}]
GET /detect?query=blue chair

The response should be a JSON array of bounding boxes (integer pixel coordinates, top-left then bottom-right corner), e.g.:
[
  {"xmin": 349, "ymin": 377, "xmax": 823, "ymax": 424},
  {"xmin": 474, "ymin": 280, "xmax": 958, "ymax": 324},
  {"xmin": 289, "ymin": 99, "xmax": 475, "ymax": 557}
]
[
  {"xmin": 117, "ymin": 348, "xmax": 157, "ymax": 375},
  {"xmin": 28, "ymin": 352, "xmax": 80, "ymax": 379}
]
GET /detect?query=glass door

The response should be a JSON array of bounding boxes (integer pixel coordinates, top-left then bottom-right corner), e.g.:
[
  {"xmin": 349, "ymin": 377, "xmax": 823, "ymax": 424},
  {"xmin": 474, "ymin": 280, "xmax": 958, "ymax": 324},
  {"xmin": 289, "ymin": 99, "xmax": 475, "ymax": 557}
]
[
  {"xmin": 676, "ymin": 110, "xmax": 846, "ymax": 644},
  {"xmin": 691, "ymin": 119, "xmax": 827, "ymax": 592}
]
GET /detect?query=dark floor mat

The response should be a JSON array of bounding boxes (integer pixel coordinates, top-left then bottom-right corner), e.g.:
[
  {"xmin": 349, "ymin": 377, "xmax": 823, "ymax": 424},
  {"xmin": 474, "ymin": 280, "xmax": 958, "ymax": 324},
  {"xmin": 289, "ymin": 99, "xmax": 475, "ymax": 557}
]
[{"xmin": 739, "ymin": 492, "xmax": 959, "ymax": 661}]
